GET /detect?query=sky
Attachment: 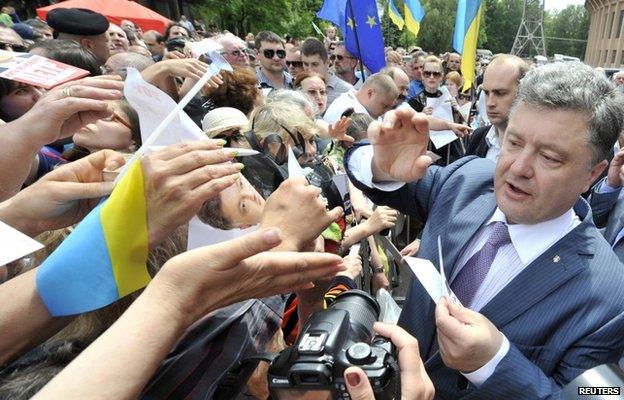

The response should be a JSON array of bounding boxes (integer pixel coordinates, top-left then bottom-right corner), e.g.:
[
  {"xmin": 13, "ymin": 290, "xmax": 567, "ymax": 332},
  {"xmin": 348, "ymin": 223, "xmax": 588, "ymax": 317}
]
[{"xmin": 545, "ymin": 0, "xmax": 585, "ymax": 12}]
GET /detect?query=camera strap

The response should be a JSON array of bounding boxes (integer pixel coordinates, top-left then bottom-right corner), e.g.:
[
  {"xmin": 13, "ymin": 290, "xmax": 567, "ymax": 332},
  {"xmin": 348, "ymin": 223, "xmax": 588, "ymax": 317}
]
[{"xmin": 213, "ymin": 354, "xmax": 279, "ymax": 400}]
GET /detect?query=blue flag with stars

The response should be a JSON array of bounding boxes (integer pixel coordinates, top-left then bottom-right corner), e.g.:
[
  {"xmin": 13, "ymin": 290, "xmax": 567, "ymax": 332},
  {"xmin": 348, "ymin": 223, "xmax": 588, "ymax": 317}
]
[{"xmin": 317, "ymin": 0, "xmax": 386, "ymax": 73}]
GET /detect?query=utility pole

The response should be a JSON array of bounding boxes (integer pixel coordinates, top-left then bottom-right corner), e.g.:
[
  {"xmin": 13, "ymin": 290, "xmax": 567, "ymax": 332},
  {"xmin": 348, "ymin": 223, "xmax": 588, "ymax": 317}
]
[{"xmin": 511, "ymin": 0, "xmax": 547, "ymax": 57}]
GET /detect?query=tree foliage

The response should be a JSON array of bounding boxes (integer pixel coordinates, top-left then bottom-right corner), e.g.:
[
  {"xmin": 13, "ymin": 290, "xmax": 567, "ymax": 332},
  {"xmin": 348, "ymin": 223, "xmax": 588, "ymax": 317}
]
[
  {"xmin": 544, "ymin": 5, "xmax": 589, "ymax": 59},
  {"xmin": 191, "ymin": 0, "xmax": 589, "ymax": 60}
]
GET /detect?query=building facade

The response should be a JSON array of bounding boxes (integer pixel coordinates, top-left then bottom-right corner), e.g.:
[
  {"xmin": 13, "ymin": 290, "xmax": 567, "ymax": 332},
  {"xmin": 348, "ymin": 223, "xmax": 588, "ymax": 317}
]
[{"xmin": 585, "ymin": 0, "xmax": 624, "ymax": 67}]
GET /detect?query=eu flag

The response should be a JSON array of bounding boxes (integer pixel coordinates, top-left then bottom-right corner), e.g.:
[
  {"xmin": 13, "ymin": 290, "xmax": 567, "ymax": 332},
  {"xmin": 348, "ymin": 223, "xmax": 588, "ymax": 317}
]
[{"xmin": 317, "ymin": 0, "xmax": 386, "ymax": 73}]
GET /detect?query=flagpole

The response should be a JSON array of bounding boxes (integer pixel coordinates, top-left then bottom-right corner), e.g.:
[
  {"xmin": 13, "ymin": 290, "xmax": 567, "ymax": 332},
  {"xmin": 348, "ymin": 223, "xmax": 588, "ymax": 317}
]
[{"xmin": 347, "ymin": 0, "xmax": 367, "ymax": 82}]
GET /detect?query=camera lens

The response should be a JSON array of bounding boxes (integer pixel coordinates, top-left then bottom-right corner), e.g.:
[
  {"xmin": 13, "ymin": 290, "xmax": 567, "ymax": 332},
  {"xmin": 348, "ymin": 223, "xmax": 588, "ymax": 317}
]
[{"xmin": 330, "ymin": 290, "xmax": 380, "ymax": 344}]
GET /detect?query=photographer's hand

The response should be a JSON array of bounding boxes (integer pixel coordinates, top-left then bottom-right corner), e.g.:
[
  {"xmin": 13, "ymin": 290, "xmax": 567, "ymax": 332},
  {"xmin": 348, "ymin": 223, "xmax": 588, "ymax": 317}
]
[{"xmin": 344, "ymin": 323, "xmax": 434, "ymax": 400}]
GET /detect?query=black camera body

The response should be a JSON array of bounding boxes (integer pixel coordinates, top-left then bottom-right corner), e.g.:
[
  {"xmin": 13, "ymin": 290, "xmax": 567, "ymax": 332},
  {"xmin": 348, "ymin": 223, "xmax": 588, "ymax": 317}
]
[{"xmin": 268, "ymin": 290, "xmax": 399, "ymax": 400}]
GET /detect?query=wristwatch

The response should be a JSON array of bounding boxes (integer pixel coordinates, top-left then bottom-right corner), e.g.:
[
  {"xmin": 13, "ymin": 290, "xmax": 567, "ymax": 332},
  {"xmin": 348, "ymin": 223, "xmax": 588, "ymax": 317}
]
[{"xmin": 372, "ymin": 266, "xmax": 384, "ymax": 274}]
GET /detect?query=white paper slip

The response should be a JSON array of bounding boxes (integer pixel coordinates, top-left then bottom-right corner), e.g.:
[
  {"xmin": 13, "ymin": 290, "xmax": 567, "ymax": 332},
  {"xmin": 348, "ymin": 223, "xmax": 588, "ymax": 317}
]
[
  {"xmin": 430, "ymin": 130, "xmax": 458, "ymax": 149},
  {"xmin": 287, "ymin": 146, "xmax": 306, "ymax": 179},
  {"xmin": 426, "ymin": 90, "xmax": 458, "ymax": 149},
  {"xmin": 187, "ymin": 216, "xmax": 257, "ymax": 250},
  {"xmin": 404, "ymin": 256, "xmax": 461, "ymax": 305},
  {"xmin": 348, "ymin": 244, "xmax": 361, "ymax": 257},
  {"xmin": 0, "ymin": 221, "xmax": 44, "ymax": 266}
]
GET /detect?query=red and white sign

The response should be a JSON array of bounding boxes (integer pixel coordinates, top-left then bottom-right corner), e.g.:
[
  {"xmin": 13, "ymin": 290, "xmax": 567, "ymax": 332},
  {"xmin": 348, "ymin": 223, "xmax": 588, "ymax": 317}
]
[{"xmin": 0, "ymin": 52, "xmax": 89, "ymax": 89}]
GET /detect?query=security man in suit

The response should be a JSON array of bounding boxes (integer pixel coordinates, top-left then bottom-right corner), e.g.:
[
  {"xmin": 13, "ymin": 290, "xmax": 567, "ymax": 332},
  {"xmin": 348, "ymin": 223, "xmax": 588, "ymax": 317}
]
[
  {"xmin": 466, "ymin": 55, "xmax": 528, "ymax": 162},
  {"xmin": 589, "ymin": 147, "xmax": 624, "ymax": 261},
  {"xmin": 345, "ymin": 62, "xmax": 624, "ymax": 399}
]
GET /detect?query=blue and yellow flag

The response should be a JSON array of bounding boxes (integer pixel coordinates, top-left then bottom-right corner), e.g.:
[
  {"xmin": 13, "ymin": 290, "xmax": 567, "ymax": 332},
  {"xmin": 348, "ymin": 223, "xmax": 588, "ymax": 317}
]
[
  {"xmin": 317, "ymin": 0, "xmax": 386, "ymax": 73},
  {"xmin": 388, "ymin": 0, "xmax": 404, "ymax": 30},
  {"xmin": 36, "ymin": 160, "xmax": 150, "ymax": 316},
  {"xmin": 404, "ymin": 0, "xmax": 425, "ymax": 37},
  {"xmin": 453, "ymin": 0, "xmax": 484, "ymax": 90}
]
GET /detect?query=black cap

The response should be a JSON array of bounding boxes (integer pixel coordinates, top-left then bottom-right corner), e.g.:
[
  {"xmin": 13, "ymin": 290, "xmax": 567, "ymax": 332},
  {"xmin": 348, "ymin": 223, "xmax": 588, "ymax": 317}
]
[{"xmin": 47, "ymin": 8, "xmax": 110, "ymax": 36}]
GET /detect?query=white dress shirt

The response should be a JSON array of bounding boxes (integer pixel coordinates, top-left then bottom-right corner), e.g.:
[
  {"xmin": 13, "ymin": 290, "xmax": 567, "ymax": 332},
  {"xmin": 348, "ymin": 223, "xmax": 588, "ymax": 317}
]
[
  {"xmin": 323, "ymin": 89, "xmax": 368, "ymax": 124},
  {"xmin": 347, "ymin": 145, "xmax": 580, "ymax": 385},
  {"xmin": 484, "ymin": 125, "xmax": 501, "ymax": 163}
]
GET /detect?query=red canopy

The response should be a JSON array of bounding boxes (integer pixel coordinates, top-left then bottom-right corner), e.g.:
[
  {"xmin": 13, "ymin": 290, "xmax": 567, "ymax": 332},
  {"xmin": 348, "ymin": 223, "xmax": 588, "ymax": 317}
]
[{"xmin": 37, "ymin": 0, "xmax": 172, "ymax": 34}]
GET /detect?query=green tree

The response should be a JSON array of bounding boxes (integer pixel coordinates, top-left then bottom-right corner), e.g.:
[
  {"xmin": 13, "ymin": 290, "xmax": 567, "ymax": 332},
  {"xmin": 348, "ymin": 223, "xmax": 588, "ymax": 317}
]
[
  {"xmin": 481, "ymin": 0, "xmax": 524, "ymax": 54},
  {"xmin": 544, "ymin": 5, "xmax": 589, "ymax": 59}
]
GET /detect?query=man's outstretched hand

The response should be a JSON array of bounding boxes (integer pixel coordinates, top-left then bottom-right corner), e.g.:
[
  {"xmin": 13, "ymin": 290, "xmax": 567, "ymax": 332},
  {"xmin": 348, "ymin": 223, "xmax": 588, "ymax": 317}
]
[{"xmin": 369, "ymin": 108, "xmax": 433, "ymax": 183}]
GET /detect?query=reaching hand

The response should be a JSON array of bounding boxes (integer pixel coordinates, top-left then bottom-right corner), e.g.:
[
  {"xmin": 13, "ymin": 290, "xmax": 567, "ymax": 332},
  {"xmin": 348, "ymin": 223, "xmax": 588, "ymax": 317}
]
[
  {"xmin": 0, "ymin": 150, "xmax": 124, "ymax": 237},
  {"xmin": 151, "ymin": 228, "xmax": 346, "ymax": 326},
  {"xmin": 448, "ymin": 122, "xmax": 472, "ymax": 139},
  {"xmin": 368, "ymin": 108, "xmax": 433, "ymax": 183},
  {"xmin": 344, "ymin": 323, "xmax": 435, "ymax": 400},
  {"xmin": 141, "ymin": 141, "xmax": 243, "ymax": 248},
  {"xmin": 606, "ymin": 148, "xmax": 624, "ymax": 188},
  {"xmin": 328, "ymin": 116, "xmax": 354, "ymax": 143},
  {"xmin": 363, "ymin": 206, "xmax": 399, "ymax": 235},
  {"xmin": 12, "ymin": 76, "xmax": 124, "ymax": 147},
  {"xmin": 337, "ymin": 254, "xmax": 362, "ymax": 280},
  {"xmin": 400, "ymin": 238, "xmax": 421, "ymax": 256},
  {"xmin": 259, "ymin": 178, "xmax": 343, "ymax": 251}
]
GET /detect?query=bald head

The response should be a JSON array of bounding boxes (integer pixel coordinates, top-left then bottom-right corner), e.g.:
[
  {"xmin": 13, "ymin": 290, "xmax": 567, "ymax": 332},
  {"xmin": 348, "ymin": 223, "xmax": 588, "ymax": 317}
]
[
  {"xmin": 381, "ymin": 66, "xmax": 409, "ymax": 104},
  {"xmin": 482, "ymin": 54, "xmax": 529, "ymax": 129},
  {"xmin": 217, "ymin": 34, "xmax": 249, "ymax": 67},
  {"xmin": 356, "ymin": 73, "xmax": 399, "ymax": 118},
  {"xmin": 102, "ymin": 52, "xmax": 154, "ymax": 79}
]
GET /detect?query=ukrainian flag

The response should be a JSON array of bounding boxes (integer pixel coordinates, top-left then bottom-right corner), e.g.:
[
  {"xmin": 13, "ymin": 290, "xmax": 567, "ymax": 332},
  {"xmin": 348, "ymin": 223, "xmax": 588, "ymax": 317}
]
[
  {"xmin": 404, "ymin": 0, "xmax": 425, "ymax": 37},
  {"xmin": 388, "ymin": 0, "xmax": 404, "ymax": 30},
  {"xmin": 453, "ymin": 0, "xmax": 484, "ymax": 91},
  {"xmin": 36, "ymin": 160, "xmax": 150, "ymax": 316}
]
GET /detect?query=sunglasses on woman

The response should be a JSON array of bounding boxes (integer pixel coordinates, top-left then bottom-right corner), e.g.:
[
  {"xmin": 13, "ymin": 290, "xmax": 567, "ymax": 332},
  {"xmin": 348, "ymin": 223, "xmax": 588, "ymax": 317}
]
[
  {"xmin": 423, "ymin": 71, "xmax": 442, "ymax": 78},
  {"xmin": 263, "ymin": 49, "xmax": 286, "ymax": 59},
  {"xmin": 214, "ymin": 130, "xmax": 243, "ymax": 147}
]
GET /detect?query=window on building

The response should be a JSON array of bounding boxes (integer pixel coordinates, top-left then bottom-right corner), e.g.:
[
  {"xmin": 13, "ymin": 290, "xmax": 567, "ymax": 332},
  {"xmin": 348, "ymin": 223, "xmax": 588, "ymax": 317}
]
[
  {"xmin": 620, "ymin": 50, "xmax": 624, "ymax": 65},
  {"xmin": 604, "ymin": 50, "xmax": 609, "ymax": 63},
  {"xmin": 605, "ymin": 11, "xmax": 612, "ymax": 38},
  {"xmin": 618, "ymin": 10, "xmax": 624, "ymax": 38},
  {"xmin": 612, "ymin": 50, "xmax": 617, "ymax": 64},
  {"xmin": 610, "ymin": 11, "xmax": 617, "ymax": 37}
]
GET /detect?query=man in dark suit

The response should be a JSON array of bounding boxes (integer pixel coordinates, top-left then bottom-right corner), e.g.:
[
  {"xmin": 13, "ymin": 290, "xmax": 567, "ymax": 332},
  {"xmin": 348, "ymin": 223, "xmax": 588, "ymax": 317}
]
[
  {"xmin": 466, "ymin": 55, "xmax": 528, "ymax": 162},
  {"xmin": 345, "ymin": 62, "xmax": 624, "ymax": 398},
  {"xmin": 589, "ymin": 148, "xmax": 624, "ymax": 261}
]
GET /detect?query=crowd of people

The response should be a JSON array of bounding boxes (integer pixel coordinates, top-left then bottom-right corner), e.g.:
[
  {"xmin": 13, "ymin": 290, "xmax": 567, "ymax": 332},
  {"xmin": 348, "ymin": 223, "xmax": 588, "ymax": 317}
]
[{"xmin": 1, "ymin": 5, "xmax": 624, "ymax": 400}]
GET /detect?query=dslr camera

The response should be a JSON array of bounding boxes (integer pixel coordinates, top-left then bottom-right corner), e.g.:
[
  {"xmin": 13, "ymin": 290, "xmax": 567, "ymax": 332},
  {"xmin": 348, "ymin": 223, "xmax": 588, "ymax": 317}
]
[{"xmin": 268, "ymin": 290, "xmax": 400, "ymax": 400}]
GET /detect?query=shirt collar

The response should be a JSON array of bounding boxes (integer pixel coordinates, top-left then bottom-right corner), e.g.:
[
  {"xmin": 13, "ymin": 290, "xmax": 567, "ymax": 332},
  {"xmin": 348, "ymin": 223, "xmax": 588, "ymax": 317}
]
[
  {"xmin": 485, "ymin": 125, "xmax": 499, "ymax": 148},
  {"xmin": 487, "ymin": 207, "xmax": 578, "ymax": 265}
]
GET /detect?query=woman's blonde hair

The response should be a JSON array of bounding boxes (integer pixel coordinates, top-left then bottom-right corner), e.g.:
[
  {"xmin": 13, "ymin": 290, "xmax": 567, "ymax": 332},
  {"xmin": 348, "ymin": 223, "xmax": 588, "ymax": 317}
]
[
  {"xmin": 445, "ymin": 71, "xmax": 464, "ymax": 88},
  {"xmin": 246, "ymin": 100, "xmax": 318, "ymax": 142},
  {"xmin": 424, "ymin": 55, "xmax": 443, "ymax": 72}
]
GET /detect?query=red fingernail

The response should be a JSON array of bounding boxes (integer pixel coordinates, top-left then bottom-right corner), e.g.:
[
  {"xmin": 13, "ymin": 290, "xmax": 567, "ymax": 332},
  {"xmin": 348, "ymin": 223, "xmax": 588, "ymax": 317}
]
[{"xmin": 346, "ymin": 371, "xmax": 360, "ymax": 387}]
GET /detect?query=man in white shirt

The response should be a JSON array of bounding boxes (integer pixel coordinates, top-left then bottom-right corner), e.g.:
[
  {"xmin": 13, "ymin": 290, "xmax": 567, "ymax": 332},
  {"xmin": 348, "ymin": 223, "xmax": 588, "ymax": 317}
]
[
  {"xmin": 323, "ymin": 73, "xmax": 398, "ymax": 124},
  {"xmin": 344, "ymin": 61, "xmax": 624, "ymax": 398},
  {"xmin": 466, "ymin": 54, "xmax": 529, "ymax": 162}
]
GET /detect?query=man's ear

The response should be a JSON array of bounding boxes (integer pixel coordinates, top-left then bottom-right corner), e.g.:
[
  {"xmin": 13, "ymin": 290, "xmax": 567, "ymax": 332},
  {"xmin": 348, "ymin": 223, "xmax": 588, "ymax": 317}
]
[
  {"xmin": 80, "ymin": 38, "xmax": 93, "ymax": 51},
  {"xmin": 585, "ymin": 159, "xmax": 609, "ymax": 192},
  {"xmin": 367, "ymin": 88, "xmax": 375, "ymax": 99}
]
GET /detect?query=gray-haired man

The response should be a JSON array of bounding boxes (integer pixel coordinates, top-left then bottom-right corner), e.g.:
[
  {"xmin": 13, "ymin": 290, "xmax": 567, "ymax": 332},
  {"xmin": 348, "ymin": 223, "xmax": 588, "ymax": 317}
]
[{"xmin": 345, "ymin": 62, "xmax": 624, "ymax": 398}]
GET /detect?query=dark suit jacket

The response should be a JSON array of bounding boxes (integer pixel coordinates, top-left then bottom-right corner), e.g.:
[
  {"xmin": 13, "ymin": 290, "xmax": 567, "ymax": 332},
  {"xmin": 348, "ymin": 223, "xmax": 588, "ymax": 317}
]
[
  {"xmin": 345, "ymin": 146, "xmax": 624, "ymax": 399},
  {"xmin": 465, "ymin": 125, "xmax": 492, "ymax": 158},
  {"xmin": 589, "ymin": 183, "xmax": 624, "ymax": 261}
]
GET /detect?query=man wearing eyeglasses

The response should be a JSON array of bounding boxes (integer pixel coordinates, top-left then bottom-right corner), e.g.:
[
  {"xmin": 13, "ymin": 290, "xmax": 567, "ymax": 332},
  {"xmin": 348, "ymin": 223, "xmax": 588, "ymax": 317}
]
[
  {"xmin": 300, "ymin": 37, "xmax": 352, "ymax": 108},
  {"xmin": 332, "ymin": 42, "xmax": 362, "ymax": 89},
  {"xmin": 254, "ymin": 31, "xmax": 292, "ymax": 90},
  {"xmin": 217, "ymin": 34, "xmax": 250, "ymax": 67},
  {"xmin": 285, "ymin": 49, "xmax": 304, "ymax": 79}
]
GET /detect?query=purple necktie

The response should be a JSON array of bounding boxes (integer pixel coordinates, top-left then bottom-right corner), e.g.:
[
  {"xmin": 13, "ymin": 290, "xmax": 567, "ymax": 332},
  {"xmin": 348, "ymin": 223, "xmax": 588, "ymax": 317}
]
[{"xmin": 451, "ymin": 221, "xmax": 511, "ymax": 307}]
